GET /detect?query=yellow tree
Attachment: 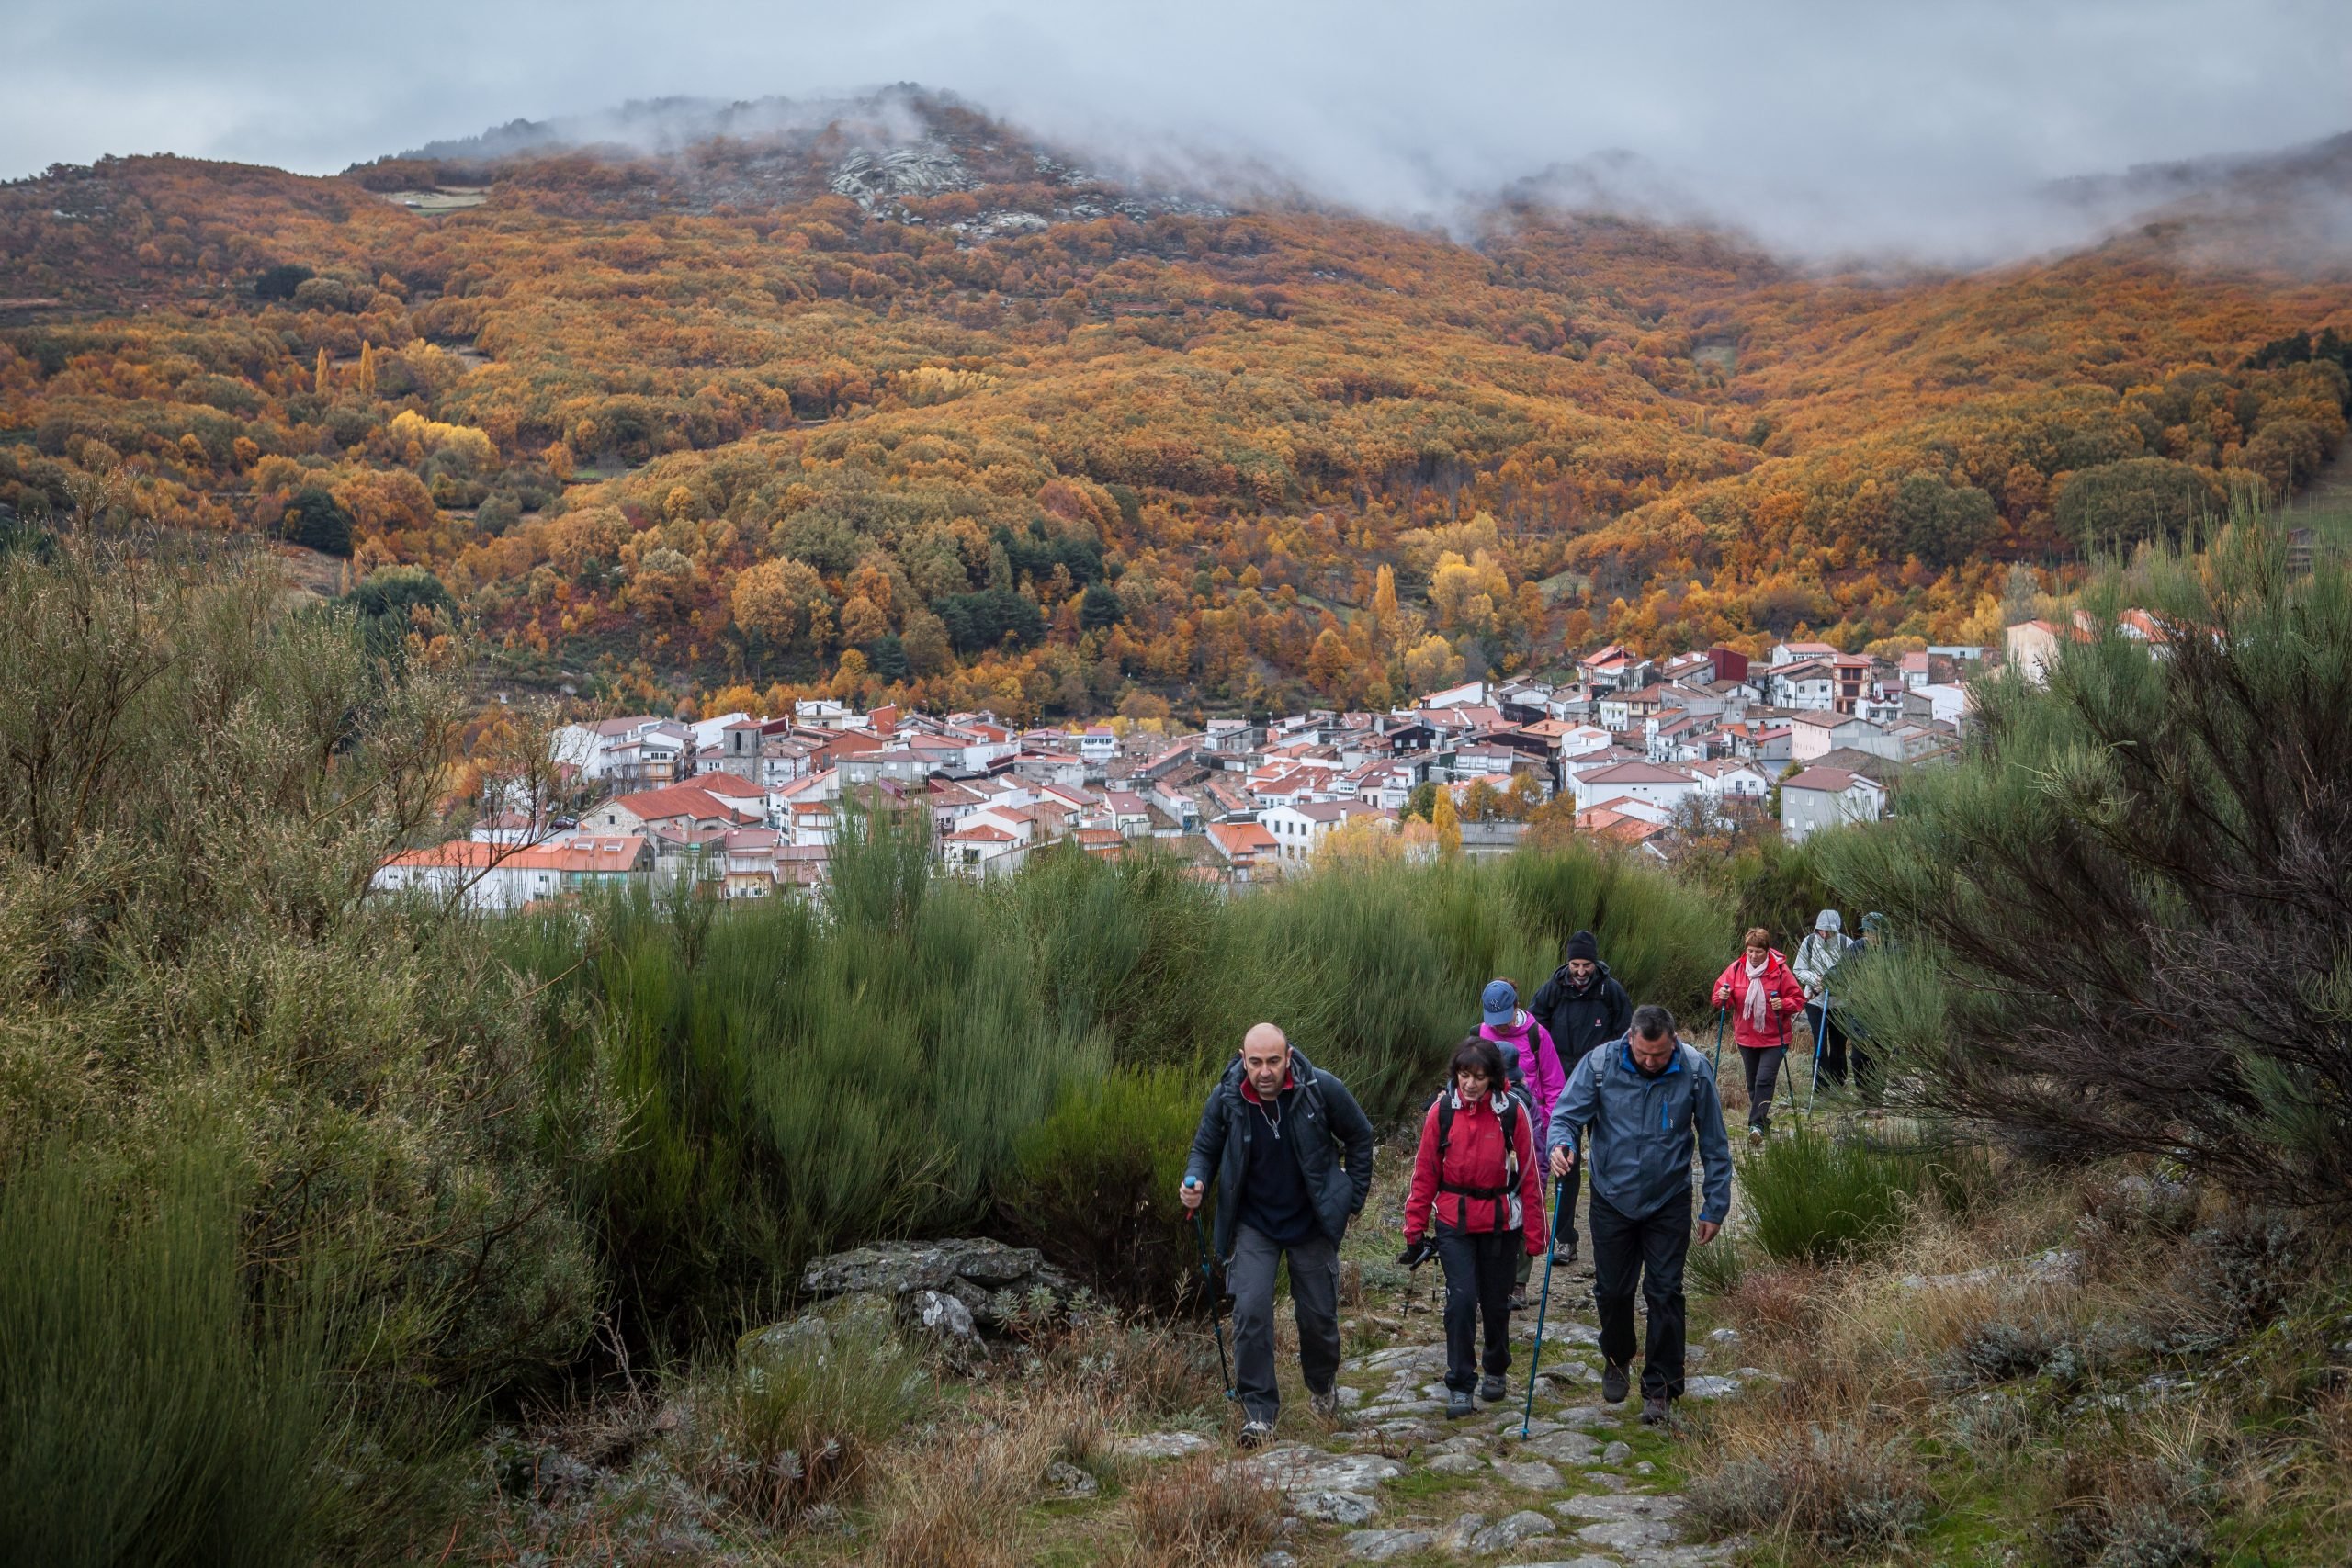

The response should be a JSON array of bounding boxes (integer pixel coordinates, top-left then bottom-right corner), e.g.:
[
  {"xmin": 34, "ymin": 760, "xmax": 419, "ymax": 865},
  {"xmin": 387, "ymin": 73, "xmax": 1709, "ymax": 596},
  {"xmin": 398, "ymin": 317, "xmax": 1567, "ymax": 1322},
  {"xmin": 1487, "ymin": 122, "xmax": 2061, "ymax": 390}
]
[
  {"xmin": 356, "ymin": 340, "xmax": 378, "ymax": 398},
  {"xmin": 1312, "ymin": 813, "xmax": 1402, "ymax": 871},
  {"xmin": 1372, "ymin": 565, "xmax": 1400, "ymax": 640},
  {"xmin": 1430, "ymin": 785, "xmax": 1462, "ymax": 858},
  {"xmin": 313, "ymin": 347, "xmax": 331, "ymax": 396}
]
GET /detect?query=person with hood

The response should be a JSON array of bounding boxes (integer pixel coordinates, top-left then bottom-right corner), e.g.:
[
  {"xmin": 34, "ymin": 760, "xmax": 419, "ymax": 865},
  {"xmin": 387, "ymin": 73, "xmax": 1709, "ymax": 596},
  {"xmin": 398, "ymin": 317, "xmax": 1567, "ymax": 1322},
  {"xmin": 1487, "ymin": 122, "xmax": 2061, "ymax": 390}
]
[
  {"xmin": 1833, "ymin": 912, "xmax": 1892, "ymax": 1098},
  {"xmin": 1792, "ymin": 909, "xmax": 1856, "ymax": 1087},
  {"xmin": 1711, "ymin": 927, "xmax": 1807, "ymax": 1141},
  {"xmin": 1182, "ymin": 1022, "xmax": 1377, "ymax": 1446},
  {"xmin": 1477, "ymin": 977, "xmax": 1566, "ymax": 1304},
  {"xmin": 1400, "ymin": 1036, "xmax": 1549, "ymax": 1418},
  {"xmin": 1546, "ymin": 1004, "xmax": 1733, "ymax": 1426},
  {"xmin": 1529, "ymin": 930, "xmax": 1631, "ymax": 1261}
]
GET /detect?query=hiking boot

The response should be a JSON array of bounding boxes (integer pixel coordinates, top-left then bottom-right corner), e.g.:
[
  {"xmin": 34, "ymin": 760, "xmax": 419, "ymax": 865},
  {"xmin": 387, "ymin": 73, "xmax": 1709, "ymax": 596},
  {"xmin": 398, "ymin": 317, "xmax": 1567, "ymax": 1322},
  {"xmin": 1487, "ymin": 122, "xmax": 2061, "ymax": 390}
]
[
  {"xmin": 1238, "ymin": 1418, "xmax": 1275, "ymax": 1449},
  {"xmin": 1309, "ymin": 1385, "xmax": 1340, "ymax": 1418},
  {"xmin": 1600, "ymin": 1361, "xmax": 1630, "ymax": 1404},
  {"xmin": 1507, "ymin": 1289, "xmax": 1529, "ymax": 1312},
  {"xmin": 1640, "ymin": 1395, "xmax": 1671, "ymax": 1427},
  {"xmin": 1747, "ymin": 1125, "xmax": 1767, "ymax": 1146},
  {"xmin": 1445, "ymin": 1390, "xmax": 1476, "ymax": 1420},
  {"xmin": 1551, "ymin": 1235, "xmax": 1577, "ymax": 1267},
  {"xmin": 1478, "ymin": 1373, "xmax": 1507, "ymax": 1403}
]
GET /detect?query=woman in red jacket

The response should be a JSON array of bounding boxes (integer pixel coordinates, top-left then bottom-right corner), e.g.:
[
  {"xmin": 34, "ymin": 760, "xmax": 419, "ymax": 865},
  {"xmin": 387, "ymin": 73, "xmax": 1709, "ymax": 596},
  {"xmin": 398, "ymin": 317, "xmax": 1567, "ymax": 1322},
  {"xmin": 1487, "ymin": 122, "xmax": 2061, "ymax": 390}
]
[
  {"xmin": 1401, "ymin": 1036, "xmax": 1548, "ymax": 1418},
  {"xmin": 1712, "ymin": 926, "xmax": 1807, "ymax": 1142}
]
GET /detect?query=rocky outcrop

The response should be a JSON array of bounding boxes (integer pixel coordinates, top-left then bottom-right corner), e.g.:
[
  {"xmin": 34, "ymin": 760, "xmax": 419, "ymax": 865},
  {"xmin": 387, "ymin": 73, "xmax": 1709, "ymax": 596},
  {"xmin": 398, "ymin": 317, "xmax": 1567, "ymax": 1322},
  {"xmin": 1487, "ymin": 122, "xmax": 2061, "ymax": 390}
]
[{"xmin": 799, "ymin": 1236, "xmax": 1074, "ymax": 1331}]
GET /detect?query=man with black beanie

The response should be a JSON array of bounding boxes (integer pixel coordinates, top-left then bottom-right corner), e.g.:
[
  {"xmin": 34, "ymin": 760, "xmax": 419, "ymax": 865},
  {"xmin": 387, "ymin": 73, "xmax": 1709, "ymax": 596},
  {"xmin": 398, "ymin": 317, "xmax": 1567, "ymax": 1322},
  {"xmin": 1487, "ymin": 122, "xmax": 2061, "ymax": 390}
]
[{"xmin": 1529, "ymin": 929, "xmax": 1631, "ymax": 1262}]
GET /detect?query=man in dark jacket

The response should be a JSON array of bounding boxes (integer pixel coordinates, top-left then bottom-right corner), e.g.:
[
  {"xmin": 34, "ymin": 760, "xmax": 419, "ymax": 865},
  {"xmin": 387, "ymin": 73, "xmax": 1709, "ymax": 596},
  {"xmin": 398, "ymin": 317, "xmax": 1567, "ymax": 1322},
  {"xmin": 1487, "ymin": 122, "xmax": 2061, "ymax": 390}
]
[
  {"xmin": 1546, "ymin": 1004, "xmax": 1733, "ymax": 1427},
  {"xmin": 1528, "ymin": 930, "xmax": 1631, "ymax": 1261},
  {"xmin": 1182, "ymin": 1022, "xmax": 1376, "ymax": 1445}
]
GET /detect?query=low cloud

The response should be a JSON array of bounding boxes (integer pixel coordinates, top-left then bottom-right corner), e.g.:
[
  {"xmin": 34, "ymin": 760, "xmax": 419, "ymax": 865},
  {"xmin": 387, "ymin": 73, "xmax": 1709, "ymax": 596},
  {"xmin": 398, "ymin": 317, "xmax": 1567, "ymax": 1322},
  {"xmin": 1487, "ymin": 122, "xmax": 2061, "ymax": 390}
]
[{"xmin": 6, "ymin": 0, "xmax": 2348, "ymax": 262}]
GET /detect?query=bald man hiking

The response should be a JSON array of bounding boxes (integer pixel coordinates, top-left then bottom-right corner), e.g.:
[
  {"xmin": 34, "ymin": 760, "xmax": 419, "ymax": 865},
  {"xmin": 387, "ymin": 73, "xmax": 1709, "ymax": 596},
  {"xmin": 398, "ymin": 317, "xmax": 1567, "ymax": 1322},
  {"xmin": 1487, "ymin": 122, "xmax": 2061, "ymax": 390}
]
[{"xmin": 1182, "ymin": 1023, "xmax": 1376, "ymax": 1446}]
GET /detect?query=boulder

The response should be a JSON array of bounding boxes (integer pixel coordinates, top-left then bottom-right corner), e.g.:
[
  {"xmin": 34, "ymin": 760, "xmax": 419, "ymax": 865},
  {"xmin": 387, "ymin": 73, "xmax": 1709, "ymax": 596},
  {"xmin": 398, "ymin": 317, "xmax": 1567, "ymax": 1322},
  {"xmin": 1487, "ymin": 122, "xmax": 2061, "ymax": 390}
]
[
  {"xmin": 1469, "ymin": 1510, "xmax": 1558, "ymax": 1553},
  {"xmin": 1294, "ymin": 1490, "xmax": 1381, "ymax": 1526},
  {"xmin": 1519, "ymin": 1428, "xmax": 1600, "ymax": 1465},
  {"xmin": 897, "ymin": 1288, "xmax": 978, "ymax": 1351},
  {"xmin": 1434, "ymin": 1513, "xmax": 1487, "ymax": 1553},
  {"xmin": 1115, "ymin": 1430, "xmax": 1216, "ymax": 1461},
  {"xmin": 1492, "ymin": 1458, "xmax": 1566, "ymax": 1490},
  {"xmin": 800, "ymin": 1237, "xmax": 1073, "ymax": 1329},
  {"xmin": 1244, "ymin": 1444, "xmax": 1407, "ymax": 1494},
  {"xmin": 1343, "ymin": 1529, "xmax": 1433, "ymax": 1561},
  {"xmin": 1042, "ymin": 1459, "xmax": 1098, "ymax": 1499}
]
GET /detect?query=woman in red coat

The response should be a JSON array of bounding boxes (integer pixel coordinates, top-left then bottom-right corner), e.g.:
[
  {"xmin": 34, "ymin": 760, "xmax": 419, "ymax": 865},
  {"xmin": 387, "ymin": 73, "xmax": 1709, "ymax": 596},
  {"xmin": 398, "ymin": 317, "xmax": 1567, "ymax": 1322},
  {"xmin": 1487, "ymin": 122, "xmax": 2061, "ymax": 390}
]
[
  {"xmin": 1401, "ymin": 1036, "xmax": 1548, "ymax": 1418},
  {"xmin": 1712, "ymin": 927, "xmax": 1807, "ymax": 1142}
]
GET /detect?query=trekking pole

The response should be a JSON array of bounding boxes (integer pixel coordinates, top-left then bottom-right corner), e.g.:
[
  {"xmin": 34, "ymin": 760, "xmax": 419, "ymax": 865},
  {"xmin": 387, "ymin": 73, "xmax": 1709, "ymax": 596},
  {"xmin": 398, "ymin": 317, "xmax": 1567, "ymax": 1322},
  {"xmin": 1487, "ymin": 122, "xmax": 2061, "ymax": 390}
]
[
  {"xmin": 1191, "ymin": 1207, "xmax": 1236, "ymax": 1401},
  {"xmin": 1804, "ymin": 987, "xmax": 1829, "ymax": 1113},
  {"xmin": 1521, "ymin": 1176, "xmax": 1571, "ymax": 1438},
  {"xmin": 1711, "ymin": 1007, "xmax": 1725, "ymax": 1074}
]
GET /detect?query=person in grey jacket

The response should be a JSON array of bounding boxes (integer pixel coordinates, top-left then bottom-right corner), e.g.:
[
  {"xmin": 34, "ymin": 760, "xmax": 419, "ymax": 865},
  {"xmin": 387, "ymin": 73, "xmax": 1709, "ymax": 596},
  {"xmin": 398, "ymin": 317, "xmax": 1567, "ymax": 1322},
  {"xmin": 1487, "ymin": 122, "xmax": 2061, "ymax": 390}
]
[
  {"xmin": 1793, "ymin": 909, "xmax": 1856, "ymax": 1086},
  {"xmin": 1182, "ymin": 1023, "xmax": 1376, "ymax": 1445},
  {"xmin": 1545, "ymin": 1004, "xmax": 1733, "ymax": 1425}
]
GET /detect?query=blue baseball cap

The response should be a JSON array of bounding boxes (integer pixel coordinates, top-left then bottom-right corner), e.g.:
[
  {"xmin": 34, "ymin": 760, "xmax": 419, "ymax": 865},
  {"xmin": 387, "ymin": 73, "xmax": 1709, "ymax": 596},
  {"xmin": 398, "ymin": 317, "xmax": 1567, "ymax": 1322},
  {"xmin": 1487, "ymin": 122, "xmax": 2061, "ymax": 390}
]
[{"xmin": 1481, "ymin": 979, "xmax": 1518, "ymax": 1027}]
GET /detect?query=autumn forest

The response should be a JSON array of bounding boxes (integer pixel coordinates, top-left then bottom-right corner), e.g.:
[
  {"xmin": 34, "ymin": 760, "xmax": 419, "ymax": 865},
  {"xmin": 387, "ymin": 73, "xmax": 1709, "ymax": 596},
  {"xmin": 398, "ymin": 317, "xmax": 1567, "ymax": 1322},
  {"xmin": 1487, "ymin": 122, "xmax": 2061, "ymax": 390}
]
[{"xmin": 4, "ymin": 90, "xmax": 2348, "ymax": 720}]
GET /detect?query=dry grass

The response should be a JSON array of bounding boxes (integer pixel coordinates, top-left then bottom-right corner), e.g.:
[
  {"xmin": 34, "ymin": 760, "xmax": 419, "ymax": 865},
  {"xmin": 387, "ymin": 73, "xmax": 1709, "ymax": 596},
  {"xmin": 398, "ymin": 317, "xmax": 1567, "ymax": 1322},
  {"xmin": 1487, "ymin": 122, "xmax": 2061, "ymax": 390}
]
[
  {"xmin": 1023, "ymin": 1308, "xmax": 1217, "ymax": 1419},
  {"xmin": 869, "ymin": 1393, "xmax": 1096, "ymax": 1568},
  {"xmin": 1119, "ymin": 1453, "xmax": 1284, "ymax": 1568}
]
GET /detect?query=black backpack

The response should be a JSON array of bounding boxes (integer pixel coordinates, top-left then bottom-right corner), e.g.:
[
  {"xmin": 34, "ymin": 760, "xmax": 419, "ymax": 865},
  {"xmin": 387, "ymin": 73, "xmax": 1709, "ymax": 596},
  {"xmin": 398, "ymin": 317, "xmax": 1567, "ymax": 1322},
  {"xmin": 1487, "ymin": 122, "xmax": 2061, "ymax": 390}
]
[{"xmin": 1431, "ymin": 1087, "xmax": 1525, "ymax": 1232}]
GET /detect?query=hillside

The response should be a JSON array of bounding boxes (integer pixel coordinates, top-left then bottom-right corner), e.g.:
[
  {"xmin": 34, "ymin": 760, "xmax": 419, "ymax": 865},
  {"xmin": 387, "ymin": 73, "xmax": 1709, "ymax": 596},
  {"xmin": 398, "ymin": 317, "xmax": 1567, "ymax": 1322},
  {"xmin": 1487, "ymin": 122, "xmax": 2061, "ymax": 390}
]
[{"xmin": 3, "ymin": 87, "xmax": 2348, "ymax": 717}]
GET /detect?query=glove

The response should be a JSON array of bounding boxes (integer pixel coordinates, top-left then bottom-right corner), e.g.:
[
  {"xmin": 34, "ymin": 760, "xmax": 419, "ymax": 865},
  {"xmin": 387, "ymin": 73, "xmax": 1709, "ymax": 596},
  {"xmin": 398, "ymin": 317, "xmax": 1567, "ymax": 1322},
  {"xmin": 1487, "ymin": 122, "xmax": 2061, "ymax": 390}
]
[{"xmin": 1396, "ymin": 1237, "xmax": 1435, "ymax": 1270}]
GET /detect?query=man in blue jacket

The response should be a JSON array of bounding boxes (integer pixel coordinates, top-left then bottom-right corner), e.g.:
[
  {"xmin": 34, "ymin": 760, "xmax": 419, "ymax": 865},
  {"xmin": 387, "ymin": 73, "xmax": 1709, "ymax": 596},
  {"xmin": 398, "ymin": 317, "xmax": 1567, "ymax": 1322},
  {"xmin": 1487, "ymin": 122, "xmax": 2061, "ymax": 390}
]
[
  {"xmin": 1545, "ymin": 1004, "xmax": 1733, "ymax": 1426},
  {"xmin": 1182, "ymin": 1022, "xmax": 1376, "ymax": 1446}
]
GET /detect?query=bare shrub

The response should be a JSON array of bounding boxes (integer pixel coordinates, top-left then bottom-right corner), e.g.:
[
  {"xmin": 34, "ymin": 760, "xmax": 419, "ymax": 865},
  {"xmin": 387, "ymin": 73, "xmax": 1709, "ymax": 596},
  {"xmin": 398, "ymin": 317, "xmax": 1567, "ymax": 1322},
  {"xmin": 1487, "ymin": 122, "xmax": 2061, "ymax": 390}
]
[
  {"xmin": 1683, "ymin": 1414, "xmax": 1934, "ymax": 1552},
  {"xmin": 871, "ymin": 1394, "xmax": 1078, "ymax": 1568},
  {"xmin": 1122, "ymin": 1453, "xmax": 1284, "ymax": 1567},
  {"xmin": 676, "ymin": 1335, "xmax": 930, "ymax": 1529},
  {"xmin": 2039, "ymin": 1448, "xmax": 2212, "ymax": 1568},
  {"xmin": 1725, "ymin": 1262, "xmax": 1826, "ymax": 1338}
]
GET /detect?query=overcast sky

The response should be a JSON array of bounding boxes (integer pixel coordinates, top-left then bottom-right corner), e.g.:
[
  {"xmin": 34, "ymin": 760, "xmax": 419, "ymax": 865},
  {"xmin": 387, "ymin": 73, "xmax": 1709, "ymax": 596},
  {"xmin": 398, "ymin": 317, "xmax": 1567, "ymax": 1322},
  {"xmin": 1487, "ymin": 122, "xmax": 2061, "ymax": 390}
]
[{"xmin": 10, "ymin": 0, "xmax": 2350, "ymax": 255}]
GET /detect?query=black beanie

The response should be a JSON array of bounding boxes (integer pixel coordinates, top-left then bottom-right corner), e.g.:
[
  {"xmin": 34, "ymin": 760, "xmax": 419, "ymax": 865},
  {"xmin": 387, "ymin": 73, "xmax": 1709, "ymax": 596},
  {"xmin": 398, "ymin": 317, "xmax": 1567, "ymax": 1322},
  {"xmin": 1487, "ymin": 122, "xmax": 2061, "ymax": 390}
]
[{"xmin": 1566, "ymin": 930, "xmax": 1600, "ymax": 964}]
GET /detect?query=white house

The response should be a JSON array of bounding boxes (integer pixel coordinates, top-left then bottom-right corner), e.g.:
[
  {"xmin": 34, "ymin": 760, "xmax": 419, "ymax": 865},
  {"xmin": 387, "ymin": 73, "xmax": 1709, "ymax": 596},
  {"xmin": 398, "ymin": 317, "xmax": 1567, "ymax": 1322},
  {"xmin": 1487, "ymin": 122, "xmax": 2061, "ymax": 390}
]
[
  {"xmin": 1767, "ymin": 660, "xmax": 1839, "ymax": 713},
  {"xmin": 1686, "ymin": 759, "xmax": 1772, "ymax": 806},
  {"xmin": 943, "ymin": 822, "xmax": 1026, "ymax": 877},
  {"xmin": 1778, "ymin": 767, "xmax": 1889, "ymax": 843},
  {"xmin": 371, "ymin": 835, "xmax": 650, "ymax": 911},
  {"xmin": 1570, "ymin": 761, "xmax": 1699, "ymax": 814},
  {"xmin": 1261, "ymin": 800, "xmax": 1393, "ymax": 863}
]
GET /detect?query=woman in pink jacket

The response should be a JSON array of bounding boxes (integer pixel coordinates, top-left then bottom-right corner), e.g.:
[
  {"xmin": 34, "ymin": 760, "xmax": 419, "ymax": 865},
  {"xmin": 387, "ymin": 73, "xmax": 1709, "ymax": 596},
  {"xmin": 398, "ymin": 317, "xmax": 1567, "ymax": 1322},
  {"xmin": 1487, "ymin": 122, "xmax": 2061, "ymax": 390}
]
[
  {"xmin": 1712, "ymin": 927, "xmax": 1807, "ymax": 1142},
  {"xmin": 1478, "ymin": 977, "xmax": 1567, "ymax": 1304}
]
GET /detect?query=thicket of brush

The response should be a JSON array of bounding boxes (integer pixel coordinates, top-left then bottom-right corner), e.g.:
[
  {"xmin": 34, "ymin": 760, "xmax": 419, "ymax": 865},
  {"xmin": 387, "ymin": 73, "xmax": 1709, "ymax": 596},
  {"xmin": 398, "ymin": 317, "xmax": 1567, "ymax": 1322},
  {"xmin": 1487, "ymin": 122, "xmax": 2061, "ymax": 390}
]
[
  {"xmin": 1818, "ymin": 513, "xmax": 2352, "ymax": 1215},
  {"xmin": 502, "ymin": 784, "xmax": 1730, "ymax": 1340},
  {"xmin": 0, "ymin": 529, "xmax": 1731, "ymax": 1559}
]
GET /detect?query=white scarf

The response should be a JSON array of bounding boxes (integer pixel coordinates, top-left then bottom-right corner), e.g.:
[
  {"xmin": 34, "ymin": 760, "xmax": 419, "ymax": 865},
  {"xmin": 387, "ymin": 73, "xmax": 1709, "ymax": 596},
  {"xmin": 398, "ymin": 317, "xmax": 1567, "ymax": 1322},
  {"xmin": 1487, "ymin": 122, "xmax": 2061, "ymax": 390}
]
[{"xmin": 1742, "ymin": 951, "xmax": 1772, "ymax": 1033}]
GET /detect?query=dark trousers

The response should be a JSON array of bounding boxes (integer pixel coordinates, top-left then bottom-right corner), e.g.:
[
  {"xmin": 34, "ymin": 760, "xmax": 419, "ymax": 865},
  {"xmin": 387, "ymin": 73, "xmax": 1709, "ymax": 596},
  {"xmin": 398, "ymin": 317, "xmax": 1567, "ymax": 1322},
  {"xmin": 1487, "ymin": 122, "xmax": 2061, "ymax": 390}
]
[
  {"xmin": 1435, "ymin": 1224, "xmax": 1518, "ymax": 1391},
  {"xmin": 1807, "ymin": 1002, "xmax": 1849, "ymax": 1083},
  {"xmin": 1590, "ymin": 1189, "xmax": 1690, "ymax": 1401},
  {"xmin": 1227, "ymin": 1224, "xmax": 1341, "ymax": 1424},
  {"xmin": 1738, "ymin": 1044, "xmax": 1787, "ymax": 1131}
]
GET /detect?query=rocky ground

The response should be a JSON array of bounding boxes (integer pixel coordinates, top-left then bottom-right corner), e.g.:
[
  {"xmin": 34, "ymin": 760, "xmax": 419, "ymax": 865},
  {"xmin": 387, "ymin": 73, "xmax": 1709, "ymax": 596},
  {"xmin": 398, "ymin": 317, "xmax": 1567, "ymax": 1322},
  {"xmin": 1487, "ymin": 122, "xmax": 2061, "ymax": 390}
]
[
  {"xmin": 1100, "ymin": 1157, "xmax": 1758, "ymax": 1568},
  {"xmin": 480, "ymin": 1136, "xmax": 1771, "ymax": 1565}
]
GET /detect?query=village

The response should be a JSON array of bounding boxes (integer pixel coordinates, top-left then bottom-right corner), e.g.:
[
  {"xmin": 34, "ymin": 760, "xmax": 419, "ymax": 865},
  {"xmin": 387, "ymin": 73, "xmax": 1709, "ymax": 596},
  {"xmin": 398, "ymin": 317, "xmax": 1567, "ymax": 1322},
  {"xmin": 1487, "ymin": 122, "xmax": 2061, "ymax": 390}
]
[{"xmin": 371, "ymin": 613, "xmax": 2157, "ymax": 908}]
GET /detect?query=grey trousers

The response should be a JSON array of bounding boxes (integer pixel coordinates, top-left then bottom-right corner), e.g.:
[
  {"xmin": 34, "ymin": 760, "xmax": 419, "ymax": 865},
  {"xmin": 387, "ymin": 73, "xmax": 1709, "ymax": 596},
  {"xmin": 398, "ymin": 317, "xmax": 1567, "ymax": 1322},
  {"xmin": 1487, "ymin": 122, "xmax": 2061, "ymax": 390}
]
[{"xmin": 1227, "ymin": 1223, "xmax": 1342, "ymax": 1424}]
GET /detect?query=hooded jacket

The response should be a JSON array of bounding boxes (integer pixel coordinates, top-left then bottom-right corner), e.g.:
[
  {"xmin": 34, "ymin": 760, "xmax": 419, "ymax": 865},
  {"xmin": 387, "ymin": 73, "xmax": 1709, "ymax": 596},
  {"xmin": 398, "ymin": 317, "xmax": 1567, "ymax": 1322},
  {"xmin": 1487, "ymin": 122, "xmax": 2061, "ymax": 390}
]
[
  {"xmin": 1545, "ymin": 1036, "xmax": 1734, "ymax": 1226},
  {"xmin": 1184, "ymin": 1044, "xmax": 1376, "ymax": 1265},
  {"xmin": 1713, "ymin": 949, "xmax": 1807, "ymax": 1050},
  {"xmin": 1793, "ymin": 929, "xmax": 1855, "ymax": 1000},
  {"xmin": 1403, "ymin": 1088, "xmax": 1548, "ymax": 1255},
  {"xmin": 1530, "ymin": 959, "xmax": 1633, "ymax": 1071},
  {"xmin": 1478, "ymin": 1010, "xmax": 1566, "ymax": 1134}
]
